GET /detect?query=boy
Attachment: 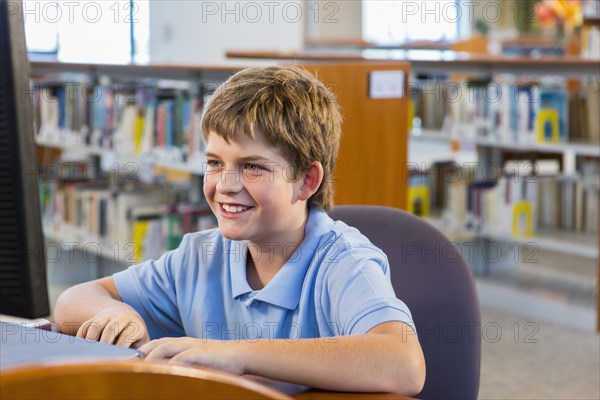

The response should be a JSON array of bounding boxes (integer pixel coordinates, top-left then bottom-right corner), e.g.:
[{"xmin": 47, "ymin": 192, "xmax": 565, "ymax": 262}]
[{"xmin": 54, "ymin": 66, "xmax": 425, "ymax": 395}]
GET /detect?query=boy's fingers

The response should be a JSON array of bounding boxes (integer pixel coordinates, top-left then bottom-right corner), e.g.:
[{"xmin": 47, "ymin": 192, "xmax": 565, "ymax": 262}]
[
  {"xmin": 131, "ymin": 336, "xmax": 150, "ymax": 350},
  {"xmin": 114, "ymin": 322, "xmax": 140, "ymax": 348},
  {"xmin": 84, "ymin": 320, "xmax": 108, "ymax": 341},
  {"xmin": 76, "ymin": 321, "xmax": 89, "ymax": 338},
  {"xmin": 169, "ymin": 350, "xmax": 200, "ymax": 366},
  {"xmin": 143, "ymin": 340, "xmax": 188, "ymax": 361},
  {"xmin": 99, "ymin": 321, "xmax": 121, "ymax": 344},
  {"xmin": 138, "ymin": 339, "xmax": 160, "ymax": 355},
  {"xmin": 76, "ymin": 319, "xmax": 100, "ymax": 339}
]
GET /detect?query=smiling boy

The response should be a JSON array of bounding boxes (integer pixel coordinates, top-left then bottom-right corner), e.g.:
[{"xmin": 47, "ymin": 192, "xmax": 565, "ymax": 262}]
[{"xmin": 54, "ymin": 66, "xmax": 425, "ymax": 395}]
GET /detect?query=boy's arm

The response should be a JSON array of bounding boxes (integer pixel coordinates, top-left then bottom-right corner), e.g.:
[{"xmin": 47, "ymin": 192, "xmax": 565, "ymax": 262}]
[
  {"xmin": 243, "ymin": 321, "xmax": 425, "ymax": 395},
  {"xmin": 139, "ymin": 321, "xmax": 425, "ymax": 396},
  {"xmin": 54, "ymin": 277, "xmax": 150, "ymax": 348}
]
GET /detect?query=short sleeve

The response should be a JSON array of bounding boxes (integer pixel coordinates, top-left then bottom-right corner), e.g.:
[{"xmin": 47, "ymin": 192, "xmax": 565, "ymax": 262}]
[
  {"xmin": 320, "ymin": 256, "xmax": 416, "ymax": 336},
  {"xmin": 113, "ymin": 236, "xmax": 190, "ymax": 339}
]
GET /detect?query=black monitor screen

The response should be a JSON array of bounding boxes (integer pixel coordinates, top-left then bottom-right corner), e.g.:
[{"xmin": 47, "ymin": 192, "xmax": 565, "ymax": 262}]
[{"xmin": 0, "ymin": 0, "xmax": 50, "ymax": 318}]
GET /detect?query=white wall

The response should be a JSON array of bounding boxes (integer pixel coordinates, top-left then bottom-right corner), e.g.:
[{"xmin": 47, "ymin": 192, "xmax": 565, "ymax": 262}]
[
  {"xmin": 305, "ymin": 0, "xmax": 362, "ymax": 40},
  {"xmin": 149, "ymin": 1, "xmax": 304, "ymax": 65}
]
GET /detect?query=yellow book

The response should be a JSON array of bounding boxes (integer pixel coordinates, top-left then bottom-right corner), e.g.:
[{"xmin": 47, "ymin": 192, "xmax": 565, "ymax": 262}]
[
  {"xmin": 537, "ymin": 108, "xmax": 559, "ymax": 143},
  {"xmin": 131, "ymin": 220, "xmax": 150, "ymax": 262},
  {"xmin": 407, "ymin": 186, "xmax": 430, "ymax": 217},
  {"xmin": 134, "ymin": 113, "xmax": 145, "ymax": 155},
  {"xmin": 512, "ymin": 201, "xmax": 533, "ymax": 237}
]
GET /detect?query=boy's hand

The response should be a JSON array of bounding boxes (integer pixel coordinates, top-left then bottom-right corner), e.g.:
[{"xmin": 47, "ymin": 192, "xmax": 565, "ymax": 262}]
[
  {"xmin": 76, "ymin": 306, "xmax": 150, "ymax": 349},
  {"xmin": 139, "ymin": 337, "xmax": 246, "ymax": 376}
]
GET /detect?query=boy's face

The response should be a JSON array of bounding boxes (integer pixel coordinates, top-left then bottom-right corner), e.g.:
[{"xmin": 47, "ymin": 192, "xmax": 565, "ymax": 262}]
[{"xmin": 203, "ymin": 130, "xmax": 308, "ymax": 247}]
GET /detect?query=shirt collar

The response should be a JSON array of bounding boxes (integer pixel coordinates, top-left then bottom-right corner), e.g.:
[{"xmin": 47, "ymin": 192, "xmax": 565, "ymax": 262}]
[
  {"xmin": 230, "ymin": 241, "xmax": 253, "ymax": 299},
  {"xmin": 229, "ymin": 207, "xmax": 334, "ymax": 310}
]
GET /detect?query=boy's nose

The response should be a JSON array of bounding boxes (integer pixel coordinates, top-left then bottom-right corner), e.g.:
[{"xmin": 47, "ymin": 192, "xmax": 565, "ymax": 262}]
[{"xmin": 215, "ymin": 169, "xmax": 243, "ymax": 193}]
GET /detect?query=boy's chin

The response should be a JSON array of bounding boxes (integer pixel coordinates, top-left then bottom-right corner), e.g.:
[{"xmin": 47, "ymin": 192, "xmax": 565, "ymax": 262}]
[{"xmin": 218, "ymin": 228, "xmax": 249, "ymax": 241}]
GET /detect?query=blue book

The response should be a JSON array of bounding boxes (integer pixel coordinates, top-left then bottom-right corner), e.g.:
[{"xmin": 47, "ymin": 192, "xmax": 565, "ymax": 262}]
[
  {"xmin": 509, "ymin": 85, "xmax": 519, "ymax": 141},
  {"xmin": 539, "ymin": 88, "xmax": 568, "ymax": 141},
  {"xmin": 56, "ymin": 86, "xmax": 66, "ymax": 129},
  {"xmin": 182, "ymin": 100, "xmax": 191, "ymax": 134},
  {"xmin": 94, "ymin": 88, "xmax": 105, "ymax": 138}
]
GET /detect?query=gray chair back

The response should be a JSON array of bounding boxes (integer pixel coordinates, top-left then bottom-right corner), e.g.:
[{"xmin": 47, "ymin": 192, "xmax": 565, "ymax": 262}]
[{"xmin": 329, "ymin": 205, "xmax": 481, "ymax": 400}]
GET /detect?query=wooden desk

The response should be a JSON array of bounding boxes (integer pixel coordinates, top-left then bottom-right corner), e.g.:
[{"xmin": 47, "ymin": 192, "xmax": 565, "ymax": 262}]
[{"xmin": 0, "ymin": 361, "xmax": 413, "ymax": 400}]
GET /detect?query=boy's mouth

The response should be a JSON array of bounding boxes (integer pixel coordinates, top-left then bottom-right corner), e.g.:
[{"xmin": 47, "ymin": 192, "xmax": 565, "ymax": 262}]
[{"xmin": 219, "ymin": 203, "xmax": 253, "ymax": 216}]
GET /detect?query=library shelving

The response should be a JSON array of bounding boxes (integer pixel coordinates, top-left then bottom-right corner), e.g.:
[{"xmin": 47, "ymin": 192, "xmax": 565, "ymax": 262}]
[
  {"xmin": 411, "ymin": 128, "xmax": 600, "ymax": 158},
  {"xmin": 31, "ymin": 59, "xmax": 411, "ymax": 207},
  {"xmin": 428, "ymin": 215, "xmax": 598, "ymax": 260},
  {"xmin": 31, "ymin": 59, "xmax": 412, "ymax": 267},
  {"xmin": 35, "ymin": 135, "xmax": 207, "ymax": 176},
  {"xmin": 31, "ymin": 61, "xmax": 241, "ymax": 265},
  {"xmin": 409, "ymin": 55, "xmax": 599, "ymax": 332},
  {"xmin": 227, "ymin": 49, "xmax": 600, "ymax": 331},
  {"xmin": 226, "ymin": 49, "xmax": 600, "ymax": 76},
  {"xmin": 43, "ymin": 227, "xmax": 138, "ymax": 266}
]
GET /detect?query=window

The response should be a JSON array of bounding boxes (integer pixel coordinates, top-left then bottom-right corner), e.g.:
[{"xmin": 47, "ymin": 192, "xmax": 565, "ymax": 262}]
[
  {"xmin": 23, "ymin": 1, "xmax": 58, "ymax": 53},
  {"xmin": 363, "ymin": 0, "xmax": 464, "ymax": 44},
  {"xmin": 23, "ymin": 0, "xmax": 149, "ymax": 64}
]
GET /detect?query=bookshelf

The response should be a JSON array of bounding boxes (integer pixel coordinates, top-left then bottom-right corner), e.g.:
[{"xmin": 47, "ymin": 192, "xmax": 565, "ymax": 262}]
[
  {"xmin": 31, "ymin": 61, "xmax": 239, "ymax": 266},
  {"xmin": 35, "ymin": 135, "xmax": 207, "ymax": 176},
  {"xmin": 228, "ymin": 49, "xmax": 600, "ymax": 331},
  {"xmin": 226, "ymin": 50, "xmax": 600, "ymax": 76},
  {"xmin": 31, "ymin": 60, "xmax": 411, "ymax": 267},
  {"xmin": 43, "ymin": 227, "xmax": 138, "ymax": 266},
  {"xmin": 406, "ymin": 56, "xmax": 600, "ymax": 332},
  {"xmin": 411, "ymin": 129, "xmax": 600, "ymax": 157},
  {"xmin": 428, "ymin": 216, "xmax": 598, "ymax": 259},
  {"xmin": 36, "ymin": 135, "xmax": 106, "ymax": 157}
]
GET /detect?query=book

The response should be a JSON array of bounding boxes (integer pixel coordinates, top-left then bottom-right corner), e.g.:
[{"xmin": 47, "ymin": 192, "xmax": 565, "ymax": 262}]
[
  {"xmin": 537, "ymin": 108, "xmax": 560, "ymax": 143},
  {"xmin": 538, "ymin": 88, "xmax": 568, "ymax": 142},
  {"xmin": 512, "ymin": 201, "xmax": 534, "ymax": 237}
]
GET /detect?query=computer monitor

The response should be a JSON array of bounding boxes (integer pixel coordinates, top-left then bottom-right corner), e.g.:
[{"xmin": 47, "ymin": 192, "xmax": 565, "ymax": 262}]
[{"xmin": 0, "ymin": 0, "xmax": 50, "ymax": 318}]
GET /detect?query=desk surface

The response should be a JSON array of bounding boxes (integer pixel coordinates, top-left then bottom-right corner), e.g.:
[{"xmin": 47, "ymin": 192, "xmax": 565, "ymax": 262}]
[{"xmin": 1, "ymin": 361, "xmax": 412, "ymax": 400}]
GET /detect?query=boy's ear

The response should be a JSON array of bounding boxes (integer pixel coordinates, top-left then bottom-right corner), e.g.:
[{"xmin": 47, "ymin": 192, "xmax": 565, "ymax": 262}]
[{"xmin": 297, "ymin": 161, "xmax": 324, "ymax": 201}]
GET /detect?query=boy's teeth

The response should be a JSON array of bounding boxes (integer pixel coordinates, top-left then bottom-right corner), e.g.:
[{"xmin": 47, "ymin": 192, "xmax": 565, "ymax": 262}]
[{"xmin": 223, "ymin": 204, "xmax": 249, "ymax": 213}]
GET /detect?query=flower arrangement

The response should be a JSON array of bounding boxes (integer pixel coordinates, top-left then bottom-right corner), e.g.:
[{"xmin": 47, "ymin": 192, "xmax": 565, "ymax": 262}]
[{"xmin": 536, "ymin": 0, "xmax": 583, "ymax": 31}]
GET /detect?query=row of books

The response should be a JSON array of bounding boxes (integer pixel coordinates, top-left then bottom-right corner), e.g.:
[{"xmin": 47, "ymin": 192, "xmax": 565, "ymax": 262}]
[
  {"xmin": 32, "ymin": 80, "xmax": 214, "ymax": 165},
  {"xmin": 410, "ymin": 77, "xmax": 600, "ymax": 144},
  {"xmin": 445, "ymin": 175, "xmax": 598, "ymax": 236},
  {"xmin": 409, "ymin": 160, "xmax": 599, "ymax": 236},
  {"xmin": 40, "ymin": 179, "xmax": 216, "ymax": 263}
]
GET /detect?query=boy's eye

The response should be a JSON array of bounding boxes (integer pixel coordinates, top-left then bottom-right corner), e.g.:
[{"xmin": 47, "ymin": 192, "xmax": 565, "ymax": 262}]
[
  {"xmin": 244, "ymin": 163, "xmax": 260, "ymax": 170},
  {"xmin": 206, "ymin": 160, "xmax": 223, "ymax": 169}
]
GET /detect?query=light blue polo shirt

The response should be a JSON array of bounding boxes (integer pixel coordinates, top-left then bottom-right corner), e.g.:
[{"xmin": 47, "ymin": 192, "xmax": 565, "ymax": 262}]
[{"xmin": 113, "ymin": 208, "xmax": 415, "ymax": 341}]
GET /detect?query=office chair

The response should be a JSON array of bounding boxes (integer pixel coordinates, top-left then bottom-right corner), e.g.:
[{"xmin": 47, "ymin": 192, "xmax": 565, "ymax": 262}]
[
  {"xmin": 0, "ymin": 361, "xmax": 291, "ymax": 400},
  {"xmin": 329, "ymin": 205, "xmax": 481, "ymax": 400}
]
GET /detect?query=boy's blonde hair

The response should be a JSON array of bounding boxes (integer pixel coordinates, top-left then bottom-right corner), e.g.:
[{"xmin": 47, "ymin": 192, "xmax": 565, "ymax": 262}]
[{"xmin": 201, "ymin": 66, "xmax": 342, "ymax": 211}]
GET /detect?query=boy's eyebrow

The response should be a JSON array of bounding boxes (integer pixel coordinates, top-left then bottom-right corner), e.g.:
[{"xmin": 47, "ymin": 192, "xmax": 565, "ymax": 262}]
[
  {"xmin": 205, "ymin": 152, "xmax": 275, "ymax": 164},
  {"xmin": 239, "ymin": 155, "xmax": 274, "ymax": 164}
]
